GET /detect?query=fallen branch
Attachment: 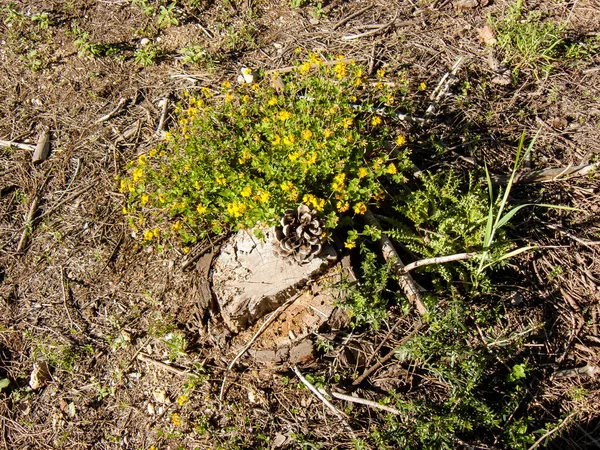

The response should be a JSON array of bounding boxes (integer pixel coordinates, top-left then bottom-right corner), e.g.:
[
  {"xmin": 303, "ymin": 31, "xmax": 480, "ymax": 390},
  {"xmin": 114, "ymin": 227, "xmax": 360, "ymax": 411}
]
[
  {"xmin": 341, "ymin": 17, "xmax": 397, "ymax": 41},
  {"xmin": 32, "ymin": 128, "xmax": 50, "ymax": 164},
  {"xmin": 16, "ymin": 194, "xmax": 42, "ymax": 253},
  {"xmin": 95, "ymin": 97, "xmax": 127, "ymax": 124},
  {"xmin": 219, "ymin": 294, "xmax": 301, "ymax": 403},
  {"xmin": 527, "ymin": 411, "xmax": 577, "ymax": 450},
  {"xmin": 402, "ymin": 252, "xmax": 478, "ymax": 272},
  {"xmin": 424, "ymin": 57, "xmax": 464, "ymax": 117},
  {"xmin": 330, "ymin": 390, "xmax": 401, "ymax": 415},
  {"xmin": 364, "ymin": 210, "xmax": 427, "ymax": 315},
  {"xmin": 292, "ymin": 366, "xmax": 349, "ymax": 422},
  {"xmin": 333, "ymin": 4, "xmax": 373, "ymax": 30},
  {"xmin": 137, "ymin": 353, "xmax": 191, "ymax": 377},
  {"xmin": 155, "ymin": 98, "xmax": 169, "ymax": 135},
  {"xmin": 0, "ymin": 139, "xmax": 35, "ymax": 151},
  {"xmin": 352, "ymin": 320, "xmax": 423, "ymax": 387}
]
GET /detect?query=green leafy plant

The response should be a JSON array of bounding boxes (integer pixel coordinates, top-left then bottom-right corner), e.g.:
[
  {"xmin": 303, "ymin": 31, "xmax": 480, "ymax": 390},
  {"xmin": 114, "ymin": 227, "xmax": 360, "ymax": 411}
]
[
  {"xmin": 156, "ymin": 3, "xmax": 179, "ymax": 28},
  {"xmin": 121, "ymin": 57, "xmax": 413, "ymax": 248},
  {"xmin": 134, "ymin": 44, "xmax": 159, "ymax": 66},
  {"xmin": 31, "ymin": 12, "xmax": 50, "ymax": 30},
  {"xmin": 492, "ymin": 0, "xmax": 565, "ymax": 71}
]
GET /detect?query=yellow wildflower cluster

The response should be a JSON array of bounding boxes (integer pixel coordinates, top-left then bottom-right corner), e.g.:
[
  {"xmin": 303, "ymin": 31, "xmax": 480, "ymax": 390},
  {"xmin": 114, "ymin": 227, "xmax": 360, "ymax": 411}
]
[
  {"xmin": 332, "ymin": 173, "xmax": 346, "ymax": 192},
  {"xmin": 227, "ymin": 202, "xmax": 247, "ymax": 217},
  {"xmin": 303, "ymin": 194, "xmax": 325, "ymax": 211},
  {"xmin": 334, "ymin": 60, "xmax": 347, "ymax": 79},
  {"xmin": 353, "ymin": 202, "xmax": 367, "ymax": 215}
]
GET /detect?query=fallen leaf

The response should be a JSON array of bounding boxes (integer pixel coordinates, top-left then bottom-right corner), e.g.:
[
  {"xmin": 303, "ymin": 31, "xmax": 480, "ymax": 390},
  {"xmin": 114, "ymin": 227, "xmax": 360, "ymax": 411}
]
[
  {"xmin": 29, "ymin": 362, "xmax": 51, "ymax": 390},
  {"xmin": 477, "ymin": 25, "xmax": 497, "ymax": 45}
]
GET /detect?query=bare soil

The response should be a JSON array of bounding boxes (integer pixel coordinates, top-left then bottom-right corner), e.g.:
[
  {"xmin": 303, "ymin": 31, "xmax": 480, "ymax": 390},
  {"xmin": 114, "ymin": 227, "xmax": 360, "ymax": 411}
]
[{"xmin": 1, "ymin": 0, "xmax": 599, "ymax": 448}]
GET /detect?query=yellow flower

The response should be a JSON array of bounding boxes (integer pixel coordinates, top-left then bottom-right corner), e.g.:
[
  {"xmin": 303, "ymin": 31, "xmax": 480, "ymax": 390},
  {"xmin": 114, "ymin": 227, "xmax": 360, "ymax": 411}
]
[
  {"xmin": 287, "ymin": 188, "xmax": 299, "ymax": 201},
  {"xmin": 138, "ymin": 154, "xmax": 147, "ymax": 165},
  {"xmin": 119, "ymin": 179, "xmax": 127, "ymax": 192},
  {"xmin": 377, "ymin": 69, "xmax": 385, "ymax": 79},
  {"xmin": 242, "ymin": 67, "xmax": 252, "ymax": 76},
  {"xmin": 301, "ymin": 129, "xmax": 313, "ymax": 140},
  {"xmin": 353, "ymin": 202, "xmax": 367, "ymax": 215},
  {"xmin": 259, "ymin": 191, "xmax": 270, "ymax": 203},
  {"xmin": 141, "ymin": 194, "xmax": 149, "ymax": 206},
  {"xmin": 342, "ymin": 118, "xmax": 353, "ymax": 129},
  {"xmin": 283, "ymin": 134, "xmax": 295, "ymax": 146},
  {"xmin": 197, "ymin": 203, "xmax": 207, "ymax": 214},
  {"xmin": 225, "ymin": 93, "xmax": 233, "ymax": 103},
  {"xmin": 387, "ymin": 163, "xmax": 397, "ymax": 175},
  {"xmin": 278, "ymin": 110, "xmax": 291, "ymax": 121},
  {"xmin": 304, "ymin": 152, "xmax": 317, "ymax": 165},
  {"xmin": 358, "ymin": 167, "xmax": 368, "ymax": 179},
  {"xmin": 268, "ymin": 97, "xmax": 278, "ymax": 106},
  {"xmin": 324, "ymin": 128, "xmax": 333, "ymax": 138},
  {"xmin": 373, "ymin": 189, "xmax": 385, "ymax": 201},
  {"xmin": 251, "ymin": 83, "xmax": 260, "ymax": 91},
  {"xmin": 222, "ymin": 80, "xmax": 231, "ymax": 89},
  {"xmin": 241, "ymin": 186, "xmax": 252, "ymax": 197},
  {"xmin": 344, "ymin": 240, "xmax": 356, "ymax": 249},
  {"xmin": 186, "ymin": 107, "xmax": 198, "ymax": 117},
  {"xmin": 172, "ymin": 221, "xmax": 182, "ymax": 232},
  {"xmin": 299, "ymin": 61, "xmax": 311, "ymax": 73},
  {"xmin": 419, "ymin": 82, "xmax": 427, "ymax": 91},
  {"xmin": 132, "ymin": 167, "xmax": 144, "ymax": 183},
  {"xmin": 172, "ymin": 413, "xmax": 181, "ymax": 427},
  {"xmin": 216, "ymin": 176, "xmax": 226, "ymax": 185},
  {"xmin": 334, "ymin": 61, "xmax": 346, "ymax": 79},
  {"xmin": 337, "ymin": 201, "xmax": 349, "ymax": 212},
  {"xmin": 152, "ymin": 227, "xmax": 160, "ymax": 238},
  {"xmin": 371, "ymin": 116, "xmax": 382, "ymax": 127},
  {"xmin": 280, "ymin": 181, "xmax": 293, "ymax": 191},
  {"xmin": 144, "ymin": 230, "xmax": 153, "ymax": 241},
  {"xmin": 272, "ymin": 135, "xmax": 281, "ymax": 145},
  {"xmin": 396, "ymin": 135, "xmax": 407, "ymax": 146},
  {"xmin": 309, "ymin": 53, "xmax": 323, "ymax": 65},
  {"xmin": 183, "ymin": 246, "xmax": 190, "ymax": 254},
  {"xmin": 201, "ymin": 87, "xmax": 212, "ymax": 97},
  {"xmin": 177, "ymin": 394, "xmax": 188, "ymax": 406},
  {"xmin": 227, "ymin": 202, "xmax": 246, "ymax": 217},
  {"xmin": 288, "ymin": 151, "xmax": 301, "ymax": 162},
  {"xmin": 149, "ymin": 149, "xmax": 157, "ymax": 157}
]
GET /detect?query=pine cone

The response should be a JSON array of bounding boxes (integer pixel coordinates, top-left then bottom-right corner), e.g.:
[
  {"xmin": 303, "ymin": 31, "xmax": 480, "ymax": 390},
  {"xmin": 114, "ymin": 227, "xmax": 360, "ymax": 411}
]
[{"xmin": 274, "ymin": 204, "xmax": 325, "ymax": 263}]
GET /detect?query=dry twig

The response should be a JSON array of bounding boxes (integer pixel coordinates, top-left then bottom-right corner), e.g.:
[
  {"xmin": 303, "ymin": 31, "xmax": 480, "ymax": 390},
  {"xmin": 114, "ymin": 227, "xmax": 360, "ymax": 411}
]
[
  {"xmin": 137, "ymin": 353, "xmax": 191, "ymax": 377},
  {"xmin": 341, "ymin": 17, "xmax": 397, "ymax": 41},
  {"xmin": 292, "ymin": 366, "xmax": 349, "ymax": 422},
  {"xmin": 95, "ymin": 98, "xmax": 127, "ymax": 124},
  {"xmin": 330, "ymin": 390, "xmax": 401, "ymax": 415},
  {"xmin": 352, "ymin": 320, "xmax": 423, "ymax": 387},
  {"xmin": 364, "ymin": 210, "xmax": 427, "ymax": 315},
  {"xmin": 402, "ymin": 252, "xmax": 478, "ymax": 272},
  {"xmin": 0, "ymin": 139, "xmax": 35, "ymax": 151},
  {"xmin": 219, "ymin": 294, "xmax": 301, "ymax": 403},
  {"xmin": 424, "ymin": 57, "xmax": 464, "ymax": 117},
  {"xmin": 333, "ymin": 4, "xmax": 373, "ymax": 30}
]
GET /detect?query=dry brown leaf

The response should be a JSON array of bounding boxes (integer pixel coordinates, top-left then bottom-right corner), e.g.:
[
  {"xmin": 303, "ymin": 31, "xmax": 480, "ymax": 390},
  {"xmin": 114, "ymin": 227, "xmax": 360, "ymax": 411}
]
[{"xmin": 477, "ymin": 25, "xmax": 497, "ymax": 45}]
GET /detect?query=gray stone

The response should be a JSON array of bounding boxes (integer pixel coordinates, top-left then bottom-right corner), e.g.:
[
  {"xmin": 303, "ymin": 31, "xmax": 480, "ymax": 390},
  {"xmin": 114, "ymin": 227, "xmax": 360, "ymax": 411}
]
[{"xmin": 212, "ymin": 227, "xmax": 336, "ymax": 332}]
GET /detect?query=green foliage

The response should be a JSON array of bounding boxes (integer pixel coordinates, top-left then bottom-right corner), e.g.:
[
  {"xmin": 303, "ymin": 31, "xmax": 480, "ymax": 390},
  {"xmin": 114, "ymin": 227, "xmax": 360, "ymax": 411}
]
[
  {"xmin": 386, "ymin": 170, "xmax": 504, "ymax": 287},
  {"xmin": 492, "ymin": 0, "xmax": 565, "ymax": 71},
  {"xmin": 134, "ymin": 44, "xmax": 159, "ymax": 66},
  {"xmin": 369, "ymin": 299, "xmax": 542, "ymax": 449},
  {"xmin": 73, "ymin": 28, "xmax": 121, "ymax": 59},
  {"xmin": 121, "ymin": 56, "xmax": 412, "ymax": 247},
  {"xmin": 31, "ymin": 12, "xmax": 50, "ymax": 30}
]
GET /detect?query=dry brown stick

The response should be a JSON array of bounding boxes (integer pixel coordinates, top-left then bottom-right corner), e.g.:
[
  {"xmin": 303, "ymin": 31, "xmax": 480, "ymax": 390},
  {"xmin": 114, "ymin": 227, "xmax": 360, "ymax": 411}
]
[
  {"xmin": 341, "ymin": 18, "xmax": 396, "ymax": 41},
  {"xmin": 137, "ymin": 353, "xmax": 191, "ymax": 377},
  {"xmin": 16, "ymin": 194, "xmax": 41, "ymax": 253},
  {"xmin": 0, "ymin": 140, "xmax": 35, "ymax": 151},
  {"xmin": 527, "ymin": 411, "xmax": 577, "ymax": 450},
  {"xmin": 403, "ymin": 252, "xmax": 478, "ymax": 272},
  {"xmin": 364, "ymin": 210, "xmax": 427, "ymax": 315},
  {"xmin": 364, "ymin": 315, "xmax": 405, "ymax": 368},
  {"xmin": 352, "ymin": 320, "xmax": 423, "ymax": 387},
  {"xmin": 95, "ymin": 97, "xmax": 127, "ymax": 124},
  {"xmin": 32, "ymin": 128, "xmax": 50, "ymax": 164},
  {"xmin": 292, "ymin": 366, "xmax": 349, "ymax": 422},
  {"xmin": 219, "ymin": 293, "xmax": 301, "ymax": 403},
  {"xmin": 332, "ymin": 4, "xmax": 373, "ymax": 30},
  {"xmin": 155, "ymin": 98, "xmax": 169, "ymax": 135},
  {"xmin": 330, "ymin": 390, "xmax": 401, "ymax": 415}
]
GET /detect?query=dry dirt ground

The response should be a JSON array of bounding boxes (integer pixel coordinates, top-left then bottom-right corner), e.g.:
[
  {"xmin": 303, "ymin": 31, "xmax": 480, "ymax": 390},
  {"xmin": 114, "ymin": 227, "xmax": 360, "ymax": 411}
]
[{"xmin": 0, "ymin": 0, "xmax": 599, "ymax": 449}]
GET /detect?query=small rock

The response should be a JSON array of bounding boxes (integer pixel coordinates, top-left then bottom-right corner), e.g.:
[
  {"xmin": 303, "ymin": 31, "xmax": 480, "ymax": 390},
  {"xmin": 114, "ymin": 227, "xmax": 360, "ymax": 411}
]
[
  {"xmin": 289, "ymin": 339, "xmax": 315, "ymax": 365},
  {"xmin": 477, "ymin": 25, "xmax": 497, "ymax": 45},
  {"xmin": 140, "ymin": 38, "xmax": 150, "ymax": 46},
  {"xmin": 272, "ymin": 433, "xmax": 288, "ymax": 448},
  {"xmin": 152, "ymin": 388, "xmax": 170, "ymax": 404},
  {"xmin": 454, "ymin": 0, "xmax": 479, "ymax": 10}
]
